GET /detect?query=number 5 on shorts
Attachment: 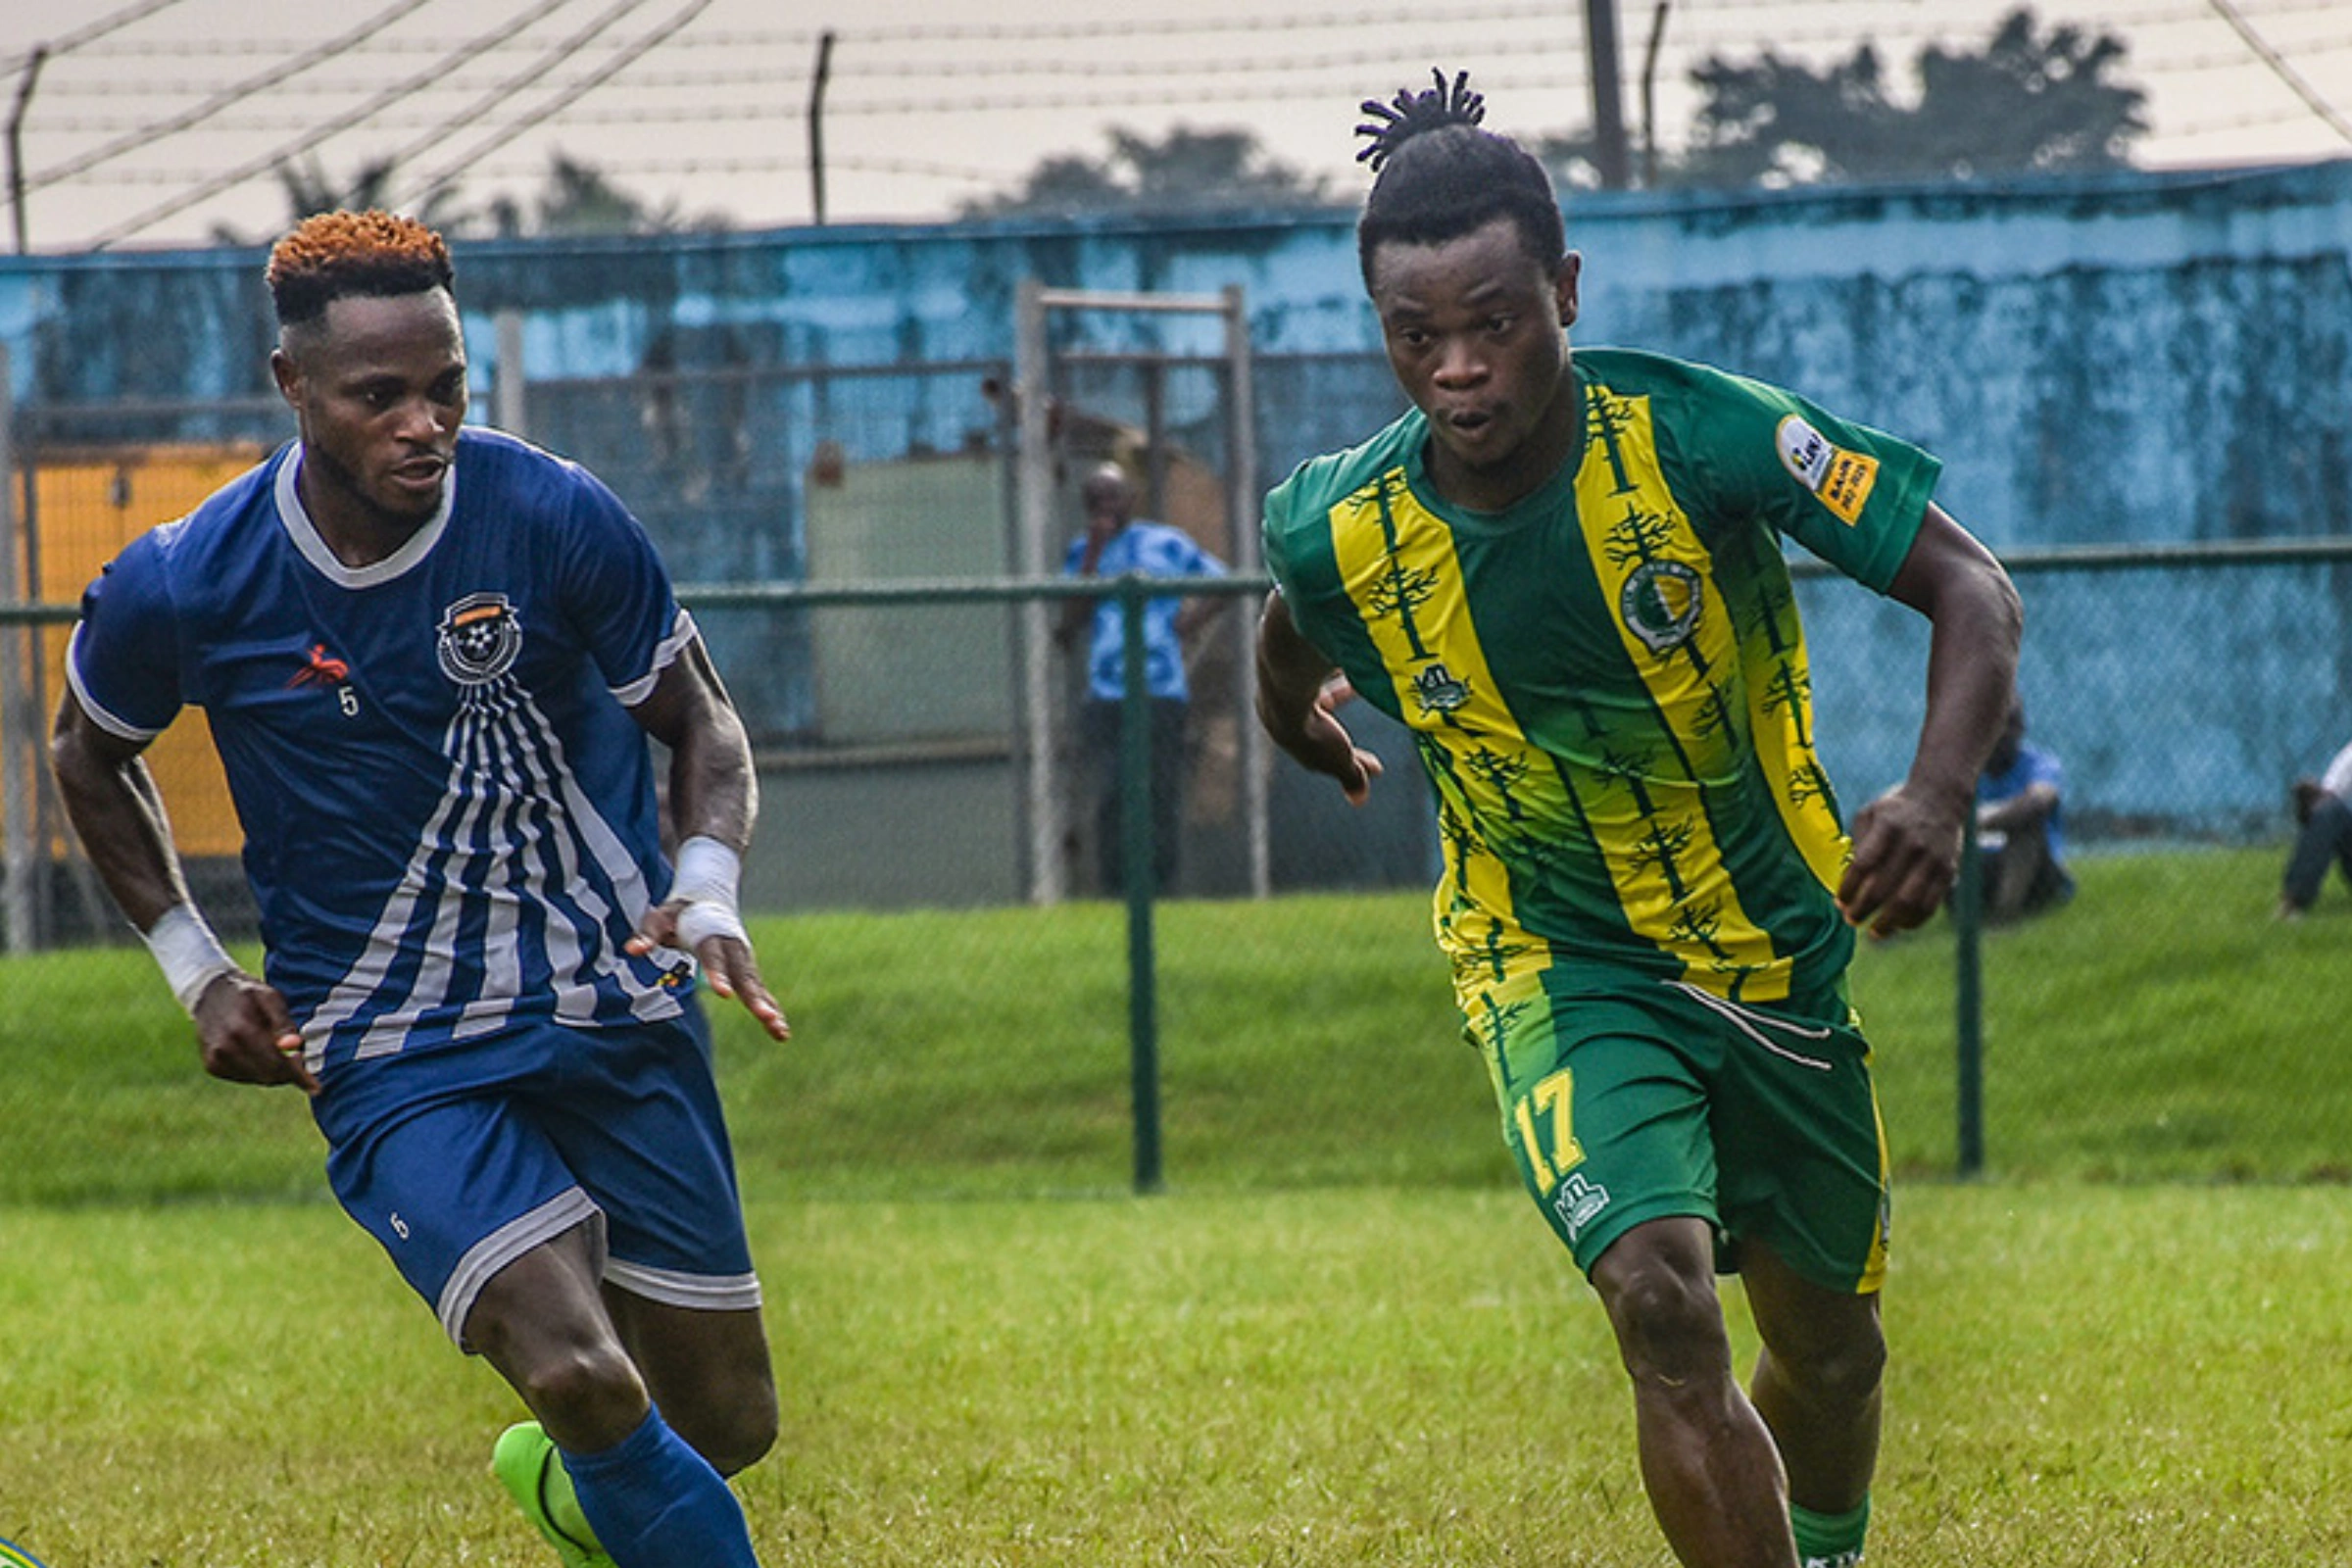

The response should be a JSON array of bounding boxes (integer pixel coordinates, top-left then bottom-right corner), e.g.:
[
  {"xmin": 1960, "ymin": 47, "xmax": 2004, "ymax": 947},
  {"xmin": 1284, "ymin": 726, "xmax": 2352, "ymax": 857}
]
[{"xmin": 1512, "ymin": 1069, "xmax": 1584, "ymax": 1192}]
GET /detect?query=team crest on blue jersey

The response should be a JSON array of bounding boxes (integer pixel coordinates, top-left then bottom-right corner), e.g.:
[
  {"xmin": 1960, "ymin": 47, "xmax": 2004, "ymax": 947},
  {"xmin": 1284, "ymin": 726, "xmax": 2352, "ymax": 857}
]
[
  {"xmin": 436, "ymin": 593, "xmax": 522, "ymax": 686},
  {"xmin": 1620, "ymin": 560, "xmax": 1703, "ymax": 655}
]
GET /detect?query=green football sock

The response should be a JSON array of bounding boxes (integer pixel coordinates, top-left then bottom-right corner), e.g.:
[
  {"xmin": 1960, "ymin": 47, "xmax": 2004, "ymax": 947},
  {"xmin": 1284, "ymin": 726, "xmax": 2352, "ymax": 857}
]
[{"xmin": 1791, "ymin": 1494, "xmax": 1870, "ymax": 1567}]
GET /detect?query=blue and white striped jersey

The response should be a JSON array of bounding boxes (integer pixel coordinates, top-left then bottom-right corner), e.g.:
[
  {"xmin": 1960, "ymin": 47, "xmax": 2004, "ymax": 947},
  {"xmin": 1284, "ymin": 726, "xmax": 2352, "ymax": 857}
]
[{"xmin": 70, "ymin": 427, "xmax": 698, "ymax": 1069}]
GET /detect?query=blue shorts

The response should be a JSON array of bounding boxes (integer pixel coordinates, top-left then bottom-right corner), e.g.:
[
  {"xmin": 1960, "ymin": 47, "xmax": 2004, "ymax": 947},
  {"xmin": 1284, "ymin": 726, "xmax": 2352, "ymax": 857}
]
[{"xmin": 313, "ymin": 1007, "xmax": 760, "ymax": 1345}]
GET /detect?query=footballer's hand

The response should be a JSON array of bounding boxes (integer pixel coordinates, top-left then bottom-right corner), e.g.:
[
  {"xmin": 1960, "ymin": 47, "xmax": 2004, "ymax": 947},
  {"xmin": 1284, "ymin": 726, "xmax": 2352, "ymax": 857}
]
[
  {"xmin": 192, "ymin": 971, "xmax": 318, "ymax": 1096},
  {"xmin": 1838, "ymin": 783, "xmax": 1967, "ymax": 938},
  {"xmin": 629, "ymin": 904, "xmax": 791, "ymax": 1042},
  {"xmin": 1298, "ymin": 682, "xmax": 1383, "ymax": 807}
]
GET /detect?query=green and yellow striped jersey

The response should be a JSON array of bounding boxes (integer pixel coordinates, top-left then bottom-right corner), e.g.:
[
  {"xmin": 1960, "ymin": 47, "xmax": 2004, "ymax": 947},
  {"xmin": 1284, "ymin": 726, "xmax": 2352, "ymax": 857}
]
[{"xmin": 1263, "ymin": 347, "xmax": 1940, "ymax": 1006}]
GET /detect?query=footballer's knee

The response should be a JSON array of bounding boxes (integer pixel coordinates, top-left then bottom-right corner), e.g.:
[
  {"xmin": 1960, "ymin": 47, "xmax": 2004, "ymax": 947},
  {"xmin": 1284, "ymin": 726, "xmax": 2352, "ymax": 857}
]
[
  {"xmin": 1767, "ymin": 1315, "xmax": 1886, "ymax": 1413},
  {"xmin": 670, "ymin": 1379, "xmax": 778, "ymax": 1477},
  {"xmin": 467, "ymin": 1245, "xmax": 652, "ymax": 1450},
  {"xmin": 1592, "ymin": 1223, "xmax": 1735, "ymax": 1391},
  {"xmin": 509, "ymin": 1337, "xmax": 653, "ymax": 1450}
]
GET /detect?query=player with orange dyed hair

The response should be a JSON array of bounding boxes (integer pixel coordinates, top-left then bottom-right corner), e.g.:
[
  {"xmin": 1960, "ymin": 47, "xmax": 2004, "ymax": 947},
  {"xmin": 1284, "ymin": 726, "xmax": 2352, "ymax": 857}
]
[{"xmin": 54, "ymin": 210, "xmax": 787, "ymax": 1568}]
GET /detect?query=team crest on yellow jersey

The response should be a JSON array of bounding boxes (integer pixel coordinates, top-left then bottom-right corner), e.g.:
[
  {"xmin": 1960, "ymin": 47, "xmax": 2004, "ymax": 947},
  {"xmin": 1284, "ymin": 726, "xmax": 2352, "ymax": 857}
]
[
  {"xmin": 1411, "ymin": 662, "xmax": 1473, "ymax": 714},
  {"xmin": 1619, "ymin": 559, "xmax": 1704, "ymax": 654}
]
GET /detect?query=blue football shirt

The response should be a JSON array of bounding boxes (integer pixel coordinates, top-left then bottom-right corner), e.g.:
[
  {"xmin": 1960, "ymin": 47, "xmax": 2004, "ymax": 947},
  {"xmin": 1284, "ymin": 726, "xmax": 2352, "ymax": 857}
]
[{"xmin": 69, "ymin": 427, "xmax": 699, "ymax": 1068}]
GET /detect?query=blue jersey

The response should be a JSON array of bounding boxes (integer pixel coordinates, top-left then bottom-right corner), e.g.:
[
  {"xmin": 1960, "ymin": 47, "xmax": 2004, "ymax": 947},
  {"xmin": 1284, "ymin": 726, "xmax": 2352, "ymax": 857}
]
[
  {"xmin": 1063, "ymin": 521, "xmax": 1225, "ymax": 702},
  {"xmin": 69, "ymin": 428, "xmax": 697, "ymax": 1068}
]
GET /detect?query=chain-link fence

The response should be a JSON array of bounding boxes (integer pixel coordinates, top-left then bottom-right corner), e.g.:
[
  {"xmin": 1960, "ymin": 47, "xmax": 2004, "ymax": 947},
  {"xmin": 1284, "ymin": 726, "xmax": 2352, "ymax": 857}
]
[{"xmin": 3, "ymin": 349, "xmax": 2346, "ymax": 1187}]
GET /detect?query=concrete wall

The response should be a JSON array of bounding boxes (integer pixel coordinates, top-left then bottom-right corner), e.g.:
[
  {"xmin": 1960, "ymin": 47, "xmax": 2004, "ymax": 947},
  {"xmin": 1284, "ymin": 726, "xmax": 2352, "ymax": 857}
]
[
  {"xmin": 15, "ymin": 159, "xmax": 2347, "ymax": 551},
  {"xmin": 9, "ymin": 160, "xmax": 2349, "ymax": 914}
]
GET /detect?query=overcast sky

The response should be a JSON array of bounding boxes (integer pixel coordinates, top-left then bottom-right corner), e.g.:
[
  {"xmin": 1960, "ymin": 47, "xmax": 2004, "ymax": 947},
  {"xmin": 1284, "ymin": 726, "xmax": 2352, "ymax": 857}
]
[{"xmin": 1, "ymin": 0, "xmax": 2346, "ymax": 253}]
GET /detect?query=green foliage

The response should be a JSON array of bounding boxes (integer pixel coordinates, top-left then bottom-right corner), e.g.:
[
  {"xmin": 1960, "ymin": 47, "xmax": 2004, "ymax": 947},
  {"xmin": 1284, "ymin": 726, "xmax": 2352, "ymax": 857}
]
[
  {"xmin": 963, "ymin": 126, "xmax": 1339, "ymax": 219},
  {"xmin": 1677, "ymin": 6, "xmax": 2148, "ymax": 187},
  {"xmin": 210, "ymin": 150, "xmax": 695, "ymax": 247}
]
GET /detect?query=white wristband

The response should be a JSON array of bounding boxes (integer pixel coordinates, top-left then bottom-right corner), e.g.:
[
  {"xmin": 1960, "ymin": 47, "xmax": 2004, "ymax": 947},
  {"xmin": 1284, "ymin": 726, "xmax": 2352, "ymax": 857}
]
[
  {"xmin": 675, "ymin": 899, "xmax": 750, "ymax": 952},
  {"xmin": 669, "ymin": 836, "xmax": 748, "ymax": 952},
  {"xmin": 142, "ymin": 903, "xmax": 238, "ymax": 1015},
  {"xmin": 671, "ymin": 835, "xmax": 743, "ymax": 907}
]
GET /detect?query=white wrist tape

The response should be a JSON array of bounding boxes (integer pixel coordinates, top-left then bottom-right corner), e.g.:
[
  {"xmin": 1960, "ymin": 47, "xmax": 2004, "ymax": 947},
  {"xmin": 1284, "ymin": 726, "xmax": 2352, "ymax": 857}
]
[
  {"xmin": 143, "ymin": 903, "xmax": 238, "ymax": 1014},
  {"xmin": 670, "ymin": 836, "xmax": 748, "ymax": 951}
]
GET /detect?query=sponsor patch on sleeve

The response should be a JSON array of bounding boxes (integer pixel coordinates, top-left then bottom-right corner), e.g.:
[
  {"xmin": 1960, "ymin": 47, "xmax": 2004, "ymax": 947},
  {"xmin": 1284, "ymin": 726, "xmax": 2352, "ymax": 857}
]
[{"xmin": 1775, "ymin": 414, "xmax": 1880, "ymax": 525}]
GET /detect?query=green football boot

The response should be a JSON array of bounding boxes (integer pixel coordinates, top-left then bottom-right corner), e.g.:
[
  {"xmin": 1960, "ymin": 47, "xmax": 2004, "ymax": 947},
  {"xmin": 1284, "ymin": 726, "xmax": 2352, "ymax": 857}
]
[{"xmin": 492, "ymin": 1421, "xmax": 614, "ymax": 1568}]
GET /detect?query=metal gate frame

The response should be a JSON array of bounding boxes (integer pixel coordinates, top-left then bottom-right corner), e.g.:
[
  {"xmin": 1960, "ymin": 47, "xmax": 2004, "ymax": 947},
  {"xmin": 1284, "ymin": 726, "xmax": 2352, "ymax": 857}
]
[{"xmin": 1010, "ymin": 279, "xmax": 1267, "ymax": 906}]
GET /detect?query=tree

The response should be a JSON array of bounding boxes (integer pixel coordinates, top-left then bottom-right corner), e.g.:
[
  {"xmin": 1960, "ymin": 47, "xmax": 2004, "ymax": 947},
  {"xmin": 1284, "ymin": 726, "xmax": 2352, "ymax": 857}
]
[
  {"xmin": 213, "ymin": 149, "xmax": 707, "ymax": 246},
  {"xmin": 964, "ymin": 126, "xmax": 1339, "ymax": 219},
  {"xmin": 501, "ymin": 152, "xmax": 698, "ymax": 237},
  {"xmin": 211, "ymin": 153, "xmax": 468, "ymax": 245},
  {"xmin": 1679, "ymin": 7, "xmax": 2148, "ymax": 187}
]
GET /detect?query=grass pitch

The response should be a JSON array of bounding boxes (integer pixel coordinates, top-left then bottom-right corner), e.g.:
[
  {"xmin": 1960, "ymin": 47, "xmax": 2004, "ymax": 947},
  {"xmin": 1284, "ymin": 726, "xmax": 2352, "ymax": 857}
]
[{"xmin": 1, "ymin": 844, "xmax": 2345, "ymax": 1564}]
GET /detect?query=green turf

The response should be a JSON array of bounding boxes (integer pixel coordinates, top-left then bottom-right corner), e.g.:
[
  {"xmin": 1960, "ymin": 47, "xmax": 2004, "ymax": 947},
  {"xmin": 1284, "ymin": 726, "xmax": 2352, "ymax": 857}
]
[
  {"xmin": 2, "ymin": 844, "xmax": 2339, "ymax": 1204},
  {"xmin": 2, "ymin": 1187, "xmax": 2347, "ymax": 1566},
  {"xmin": 1, "ymin": 845, "xmax": 2344, "ymax": 1564}
]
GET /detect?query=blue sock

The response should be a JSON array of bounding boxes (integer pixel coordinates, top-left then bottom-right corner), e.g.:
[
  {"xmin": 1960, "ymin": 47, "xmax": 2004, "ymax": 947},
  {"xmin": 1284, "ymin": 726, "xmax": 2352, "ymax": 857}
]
[{"xmin": 559, "ymin": 1406, "xmax": 760, "ymax": 1568}]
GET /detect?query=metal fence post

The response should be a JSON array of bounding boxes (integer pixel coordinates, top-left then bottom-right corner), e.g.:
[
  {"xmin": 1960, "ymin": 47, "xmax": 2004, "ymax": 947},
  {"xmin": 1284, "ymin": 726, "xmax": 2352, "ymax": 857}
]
[
  {"xmin": 0, "ymin": 344, "xmax": 32, "ymax": 954},
  {"xmin": 1117, "ymin": 575, "xmax": 1163, "ymax": 1194},
  {"xmin": 1954, "ymin": 822, "xmax": 1985, "ymax": 1177},
  {"xmin": 493, "ymin": 309, "xmax": 527, "ymax": 438},
  {"xmin": 1221, "ymin": 283, "xmax": 1269, "ymax": 899},
  {"xmin": 1013, "ymin": 279, "xmax": 1063, "ymax": 905}
]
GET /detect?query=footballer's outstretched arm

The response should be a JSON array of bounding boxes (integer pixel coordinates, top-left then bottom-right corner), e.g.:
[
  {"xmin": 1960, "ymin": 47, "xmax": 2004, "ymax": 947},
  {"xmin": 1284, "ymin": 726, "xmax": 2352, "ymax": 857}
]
[
  {"xmin": 624, "ymin": 635, "xmax": 790, "ymax": 1041},
  {"xmin": 1837, "ymin": 502, "xmax": 2024, "ymax": 937},
  {"xmin": 51, "ymin": 691, "xmax": 316, "ymax": 1093}
]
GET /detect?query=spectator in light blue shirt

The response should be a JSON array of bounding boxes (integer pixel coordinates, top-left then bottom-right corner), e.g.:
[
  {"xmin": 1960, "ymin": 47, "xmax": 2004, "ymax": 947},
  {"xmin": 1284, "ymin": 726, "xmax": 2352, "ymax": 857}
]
[
  {"xmin": 1058, "ymin": 462, "xmax": 1226, "ymax": 893},
  {"xmin": 1974, "ymin": 694, "xmax": 2074, "ymax": 923}
]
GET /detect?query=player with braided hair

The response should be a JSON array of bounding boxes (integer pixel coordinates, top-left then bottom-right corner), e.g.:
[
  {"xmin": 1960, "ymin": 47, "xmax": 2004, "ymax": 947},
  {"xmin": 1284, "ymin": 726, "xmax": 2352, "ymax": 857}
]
[
  {"xmin": 1256, "ymin": 72, "xmax": 2024, "ymax": 1568},
  {"xmin": 55, "ymin": 210, "xmax": 788, "ymax": 1568}
]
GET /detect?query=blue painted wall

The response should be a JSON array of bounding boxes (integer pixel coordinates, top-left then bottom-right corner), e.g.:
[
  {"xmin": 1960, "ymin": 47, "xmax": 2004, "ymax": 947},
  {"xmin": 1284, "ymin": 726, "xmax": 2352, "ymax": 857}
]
[
  {"xmin": 12, "ymin": 159, "xmax": 2350, "ymax": 854},
  {"xmin": 15, "ymin": 158, "xmax": 2347, "ymax": 550}
]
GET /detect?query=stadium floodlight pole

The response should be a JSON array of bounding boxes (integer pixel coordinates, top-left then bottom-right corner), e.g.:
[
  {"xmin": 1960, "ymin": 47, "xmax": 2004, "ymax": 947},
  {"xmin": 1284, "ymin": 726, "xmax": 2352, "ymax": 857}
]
[
  {"xmin": 808, "ymin": 29, "xmax": 836, "ymax": 226},
  {"xmin": 1584, "ymin": 0, "xmax": 1633, "ymax": 190}
]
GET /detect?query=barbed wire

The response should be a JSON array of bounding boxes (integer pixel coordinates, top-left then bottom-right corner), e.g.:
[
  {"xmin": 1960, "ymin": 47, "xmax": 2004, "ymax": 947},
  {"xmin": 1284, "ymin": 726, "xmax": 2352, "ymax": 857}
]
[
  {"xmin": 6, "ymin": 0, "xmax": 2345, "ymax": 247},
  {"xmin": 32, "ymin": 29, "xmax": 2352, "ymax": 124},
  {"xmin": 50, "ymin": 0, "xmax": 2351, "ymax": 62}
]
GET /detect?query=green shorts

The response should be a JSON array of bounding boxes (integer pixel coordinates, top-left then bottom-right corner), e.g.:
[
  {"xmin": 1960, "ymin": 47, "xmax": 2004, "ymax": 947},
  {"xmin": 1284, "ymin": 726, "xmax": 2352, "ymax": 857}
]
[{"xmin": 1466, "ymin": 968, "xmax": 1890, "ymax": 1294}]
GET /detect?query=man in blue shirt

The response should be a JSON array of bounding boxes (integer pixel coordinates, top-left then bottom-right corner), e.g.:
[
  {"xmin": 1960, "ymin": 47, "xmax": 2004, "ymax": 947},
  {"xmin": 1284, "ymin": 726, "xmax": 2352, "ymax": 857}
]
[
  {"xmin": 50, "ymin": 211, "xmax": 786, "ymax": 1568},
  {"xmin": 1974, "ymin": 696, "xmax": 2074, "ymax": 923},
  {"xmin": 1057, "ymin": 462, "xmax": 1226, "ymax": 894}
]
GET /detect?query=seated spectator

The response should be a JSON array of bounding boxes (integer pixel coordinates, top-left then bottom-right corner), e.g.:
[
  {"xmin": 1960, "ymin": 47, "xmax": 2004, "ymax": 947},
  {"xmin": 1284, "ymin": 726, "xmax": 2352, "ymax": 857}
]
[
  {"xmin": 2278, "ymin": 737, "xmax": 2352, "ymax": 919},
  {"xmin": 1974, "ymin": 695, "xmax": 2074, "ymax": 924}
]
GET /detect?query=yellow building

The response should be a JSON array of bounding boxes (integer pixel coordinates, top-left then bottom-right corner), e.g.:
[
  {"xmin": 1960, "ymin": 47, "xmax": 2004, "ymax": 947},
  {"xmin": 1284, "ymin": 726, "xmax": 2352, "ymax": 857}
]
[{"xmin": 13, "ymin": 443, "xmax": 267, "ymax": 859}]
